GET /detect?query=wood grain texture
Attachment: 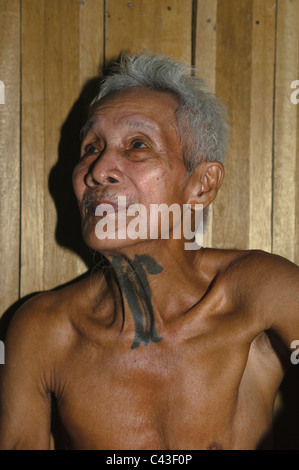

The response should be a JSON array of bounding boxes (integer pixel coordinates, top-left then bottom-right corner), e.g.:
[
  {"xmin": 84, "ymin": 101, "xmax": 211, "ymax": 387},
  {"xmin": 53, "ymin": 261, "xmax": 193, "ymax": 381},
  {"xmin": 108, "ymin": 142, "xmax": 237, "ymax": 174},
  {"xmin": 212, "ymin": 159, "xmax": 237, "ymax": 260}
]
[
  {"xmin": 296, "ymin": 88, "xmax": 299, "ymax": 266},
  {"xmin": 105, "ymin": 0, "xmax": 193, "ymax": 64},
  {"xmin": 273, "ymin": 0, "xmax": 299, "ymax": 263},
  {"xmin": 20, "ymin": 0, "xmax": 45, "ymax": 296},
  {"xmin": 79, "ymin": 0, "xmax": 104, "ymax": 86},
  {"xmin": 0, "ymin": 0, "xmax": 21, "ymax": 314},
  {"xmin": 0, "ymin": 0, "xmax": 298, "ymax": 313},
  {"xmin": 249, "ymin": 0, "xmax": 275, "ymax": 251},
  {"xmin": 212, "ymin": 0, "xmax": 253, "ymax": 250},
  {"xmin": 43, "ymin": 0, "xmax": 81, "ymax": 290}
]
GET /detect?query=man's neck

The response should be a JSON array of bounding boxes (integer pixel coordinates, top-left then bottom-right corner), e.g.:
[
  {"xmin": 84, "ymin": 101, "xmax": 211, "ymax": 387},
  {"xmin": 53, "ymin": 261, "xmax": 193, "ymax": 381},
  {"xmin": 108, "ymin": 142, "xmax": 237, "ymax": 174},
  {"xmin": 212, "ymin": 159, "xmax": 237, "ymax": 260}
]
[
  {"xmin": 109, "ymin": 253, "xmax": 163, "ymax": 349},
  {"xmin": 104, "ymin": 241, "xmax": 205, "ymax": 349}
]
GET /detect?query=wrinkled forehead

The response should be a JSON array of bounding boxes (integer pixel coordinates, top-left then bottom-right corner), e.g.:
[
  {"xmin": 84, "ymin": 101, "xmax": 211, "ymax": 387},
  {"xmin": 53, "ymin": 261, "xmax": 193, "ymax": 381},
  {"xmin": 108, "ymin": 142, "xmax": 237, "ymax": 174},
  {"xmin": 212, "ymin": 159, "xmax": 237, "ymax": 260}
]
[
  {"xmin": 89, "ymin": 86, "xmax": 180, "ymax": 116},
  {"xmin": 81, "ymin": 87, "xmax": 180, "ymax": 140}
]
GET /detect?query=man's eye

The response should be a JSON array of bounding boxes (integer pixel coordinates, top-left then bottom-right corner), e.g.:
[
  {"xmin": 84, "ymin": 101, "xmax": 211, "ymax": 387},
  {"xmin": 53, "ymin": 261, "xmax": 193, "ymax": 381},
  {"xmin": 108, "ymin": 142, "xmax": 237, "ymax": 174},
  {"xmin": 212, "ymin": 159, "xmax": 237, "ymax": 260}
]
[
  {"xmin": 81, "ymin": 145, "xmax": 99, "ymax": 158},
  {"xmin": 131, "ymin": 140, "xmax": 147, "ymax": 149}
]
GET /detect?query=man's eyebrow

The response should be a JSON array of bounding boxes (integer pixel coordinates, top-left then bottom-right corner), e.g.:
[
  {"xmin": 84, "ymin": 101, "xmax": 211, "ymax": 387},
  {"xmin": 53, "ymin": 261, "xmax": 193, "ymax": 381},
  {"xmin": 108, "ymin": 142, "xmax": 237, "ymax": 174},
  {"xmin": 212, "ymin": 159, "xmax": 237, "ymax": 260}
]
[
  {"xmin": 80, "ymin": 118, "xmax": 157, "ymax": 142},
  {"xmin": 125, "ymin": 119, "xmax": 156, "ymax": 131},
  {"xmin": 80, "ymin": 120, "xmax": 96, "ymax": 141}
]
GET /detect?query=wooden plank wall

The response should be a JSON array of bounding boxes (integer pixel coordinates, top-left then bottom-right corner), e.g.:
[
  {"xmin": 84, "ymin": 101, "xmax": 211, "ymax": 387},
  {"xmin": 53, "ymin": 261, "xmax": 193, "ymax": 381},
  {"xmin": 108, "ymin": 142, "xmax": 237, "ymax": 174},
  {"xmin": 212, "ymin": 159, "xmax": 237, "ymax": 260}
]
[
  {"xmin": 0, "ymin": 0, "xmax": 298, "ymax": 448},
  {"xmin": 0, "ymin": 0, "xmax": 20, "ymax": 320},
  {"xmin": 1, "ymin": 0, "xmax": 298, "ymax": 310}
]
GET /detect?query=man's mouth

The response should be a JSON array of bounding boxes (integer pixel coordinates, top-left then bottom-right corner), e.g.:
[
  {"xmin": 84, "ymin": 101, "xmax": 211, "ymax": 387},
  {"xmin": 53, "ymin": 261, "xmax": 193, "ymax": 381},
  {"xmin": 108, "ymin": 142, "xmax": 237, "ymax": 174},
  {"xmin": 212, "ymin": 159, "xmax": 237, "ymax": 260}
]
[{"xmin": 81, "ymin": 192, "xmax": 132, "ymax": 217}]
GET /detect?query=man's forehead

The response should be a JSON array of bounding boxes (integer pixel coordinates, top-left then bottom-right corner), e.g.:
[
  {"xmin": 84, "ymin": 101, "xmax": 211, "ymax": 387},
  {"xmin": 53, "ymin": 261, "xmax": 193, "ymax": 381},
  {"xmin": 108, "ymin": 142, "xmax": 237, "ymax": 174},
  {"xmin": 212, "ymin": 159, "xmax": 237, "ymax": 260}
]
[
  {"xmin": 81, "ymin": 88, "xmax": 179, "ymax": 135},
  {"xmin": 80, "ymin": 115, "xmax": 158, "ymax": 142}
]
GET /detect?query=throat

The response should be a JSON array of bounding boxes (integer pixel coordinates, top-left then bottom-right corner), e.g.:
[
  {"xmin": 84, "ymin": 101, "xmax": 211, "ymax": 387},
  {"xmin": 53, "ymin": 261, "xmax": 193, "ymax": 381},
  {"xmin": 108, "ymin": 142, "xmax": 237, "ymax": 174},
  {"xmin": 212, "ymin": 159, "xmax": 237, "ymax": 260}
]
[{"xmin": 109, "ymin": 254, "xmax": 163, "ymax": 349}]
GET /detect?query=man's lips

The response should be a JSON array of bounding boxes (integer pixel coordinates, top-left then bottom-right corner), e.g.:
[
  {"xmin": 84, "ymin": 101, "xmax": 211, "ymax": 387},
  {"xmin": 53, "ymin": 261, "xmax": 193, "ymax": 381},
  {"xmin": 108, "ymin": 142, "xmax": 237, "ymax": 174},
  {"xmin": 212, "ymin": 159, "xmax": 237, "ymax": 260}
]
[{"xmin": 82, "ymin": 192, "xmax": 136, "ymax": 217}]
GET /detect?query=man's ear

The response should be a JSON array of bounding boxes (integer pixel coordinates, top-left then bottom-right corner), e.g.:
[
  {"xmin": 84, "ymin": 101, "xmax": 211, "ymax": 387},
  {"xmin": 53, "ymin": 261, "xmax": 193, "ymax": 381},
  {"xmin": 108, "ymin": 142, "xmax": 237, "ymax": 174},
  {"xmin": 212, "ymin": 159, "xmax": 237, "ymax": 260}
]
[{"xmin": 185, "ymin": 161, "xmax": 224, "ymax": 210}]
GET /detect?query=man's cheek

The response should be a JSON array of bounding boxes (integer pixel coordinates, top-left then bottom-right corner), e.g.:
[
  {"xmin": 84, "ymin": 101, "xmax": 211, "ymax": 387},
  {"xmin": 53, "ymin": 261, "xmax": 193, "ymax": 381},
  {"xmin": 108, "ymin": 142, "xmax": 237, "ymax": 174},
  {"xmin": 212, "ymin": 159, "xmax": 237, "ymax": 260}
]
[{"xmin": 72, "ymin": 169, "xmax": 85, "ymax": 201}]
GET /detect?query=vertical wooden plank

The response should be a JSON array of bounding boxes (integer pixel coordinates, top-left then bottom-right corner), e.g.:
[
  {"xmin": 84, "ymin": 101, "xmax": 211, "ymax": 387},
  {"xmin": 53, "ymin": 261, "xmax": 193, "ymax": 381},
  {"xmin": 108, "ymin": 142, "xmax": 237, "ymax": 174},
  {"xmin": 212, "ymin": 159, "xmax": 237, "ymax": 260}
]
[
  {"xmin": 79, "ymin": 0, "xmax": 104, "ymax": 87},
  {"xmin": 194, "ymin": 0, "xmax": 217, "ymax": 247},
  {"xmin": 248, "ymin": 0, "xmax": 276, "ymax": 252},
  {"xmin": 0, "ymin": 0, "xmax": 21, "ymax": 314},
  {"xmin": 20, "ymin": 0, "xmax": 45, "ymax": 297},
  {"xmin": 273, "ymin": 0, "xmax": 299, "ymax": 263},
  {"xmin": 213, "ymin": 0, "xmax": 253, "ymax": 250},
  {"xmin": 44, "ymin": 0, "xmax": 81, "ymax": 290},
  {"xmin": 194, "ymin": 0, "xmax": 217, "ymax": 92},
  {"xmin": 295, "ymin": 95, "xmax": 299, "ymax": 266},
  {"xmin": 105, "ymin": 0, "xmax": 193, "ymax": 64}
]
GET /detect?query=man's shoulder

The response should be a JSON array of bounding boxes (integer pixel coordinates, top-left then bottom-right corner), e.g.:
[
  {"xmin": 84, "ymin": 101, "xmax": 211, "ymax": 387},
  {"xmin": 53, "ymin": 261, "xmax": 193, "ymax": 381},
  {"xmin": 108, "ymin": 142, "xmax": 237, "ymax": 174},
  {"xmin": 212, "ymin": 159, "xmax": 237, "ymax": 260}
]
[
  {"xmin": 5, "ymin": 290, "xmax": 72, "ymax": 358},
  {"xmin": 6, "ymin": 272, "xmax": 106, "ymax": 355},
  {"xmin": 205, "ymin": 247, "xmax": 298, "ymax": 276},
  {"xmin": 226, "ymin": 249, "xmax": 298, "ymax": 282},
  {"xmin": 202, "ymin": 248, "xmax": 298, "ymax": 308}
]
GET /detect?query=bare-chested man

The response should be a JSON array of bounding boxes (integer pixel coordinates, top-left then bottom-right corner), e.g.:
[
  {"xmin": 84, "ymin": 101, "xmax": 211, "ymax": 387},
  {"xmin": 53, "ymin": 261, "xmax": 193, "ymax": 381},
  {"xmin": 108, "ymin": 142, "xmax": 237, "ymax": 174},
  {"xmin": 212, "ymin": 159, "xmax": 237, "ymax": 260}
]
[{"xmin": 0, "ymin": 54, "xmax": 298, "ymax": 450}]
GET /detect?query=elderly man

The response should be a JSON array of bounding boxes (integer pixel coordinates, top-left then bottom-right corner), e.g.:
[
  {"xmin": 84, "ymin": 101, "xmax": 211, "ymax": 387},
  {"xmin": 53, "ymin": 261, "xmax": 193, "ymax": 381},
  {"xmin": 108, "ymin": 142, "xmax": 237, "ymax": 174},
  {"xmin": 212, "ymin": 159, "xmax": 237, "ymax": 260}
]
[{"xmin": 0, "ymin": 54, "xmax": 298, "ymax": 450}]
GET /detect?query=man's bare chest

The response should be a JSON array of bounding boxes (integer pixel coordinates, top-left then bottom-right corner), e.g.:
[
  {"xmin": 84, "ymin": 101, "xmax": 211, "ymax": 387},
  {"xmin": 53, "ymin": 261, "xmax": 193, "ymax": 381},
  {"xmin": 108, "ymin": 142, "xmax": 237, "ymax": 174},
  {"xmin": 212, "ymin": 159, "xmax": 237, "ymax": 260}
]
[{"xmin": 53, "ymin": 327, "xmax": 272, "ymax": 450}]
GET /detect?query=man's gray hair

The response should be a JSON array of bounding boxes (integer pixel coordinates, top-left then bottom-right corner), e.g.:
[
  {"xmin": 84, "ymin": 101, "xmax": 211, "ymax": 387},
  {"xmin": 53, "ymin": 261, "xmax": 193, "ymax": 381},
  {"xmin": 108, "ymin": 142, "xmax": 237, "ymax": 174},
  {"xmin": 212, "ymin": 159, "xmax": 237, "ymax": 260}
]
[{"xmin": 89, "ymin": 53, "xmax": 229, "ymax": 174}]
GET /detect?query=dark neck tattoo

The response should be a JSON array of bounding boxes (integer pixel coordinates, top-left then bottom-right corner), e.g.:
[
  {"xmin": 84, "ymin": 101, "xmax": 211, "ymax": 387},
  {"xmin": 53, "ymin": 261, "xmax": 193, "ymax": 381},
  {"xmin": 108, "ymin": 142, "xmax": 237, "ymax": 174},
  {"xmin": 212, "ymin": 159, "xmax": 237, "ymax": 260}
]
[{"xmin": 110, "ymin": 254, "xmax": 163, "ymax": 349}]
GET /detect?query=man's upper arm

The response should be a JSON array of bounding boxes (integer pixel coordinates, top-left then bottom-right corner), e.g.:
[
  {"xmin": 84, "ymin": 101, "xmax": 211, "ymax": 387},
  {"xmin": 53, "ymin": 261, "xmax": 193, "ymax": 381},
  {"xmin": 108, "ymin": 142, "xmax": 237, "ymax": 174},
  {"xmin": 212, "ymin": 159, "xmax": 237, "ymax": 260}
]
[
  {"xmin": 0, "ymin": 296, "xmax": 52, "ymax": 450},
  {"xmin": 255, "ymin": 251, "xmax": 299, "ymax": 351}
]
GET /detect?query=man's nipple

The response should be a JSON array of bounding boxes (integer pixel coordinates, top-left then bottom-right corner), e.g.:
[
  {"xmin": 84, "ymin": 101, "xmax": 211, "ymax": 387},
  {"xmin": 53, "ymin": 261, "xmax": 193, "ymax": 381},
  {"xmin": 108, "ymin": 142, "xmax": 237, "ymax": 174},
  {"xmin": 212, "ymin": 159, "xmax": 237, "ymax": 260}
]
[{"xmin": 207, "ymin": 441, "xmax": 223, "ymax": 450}]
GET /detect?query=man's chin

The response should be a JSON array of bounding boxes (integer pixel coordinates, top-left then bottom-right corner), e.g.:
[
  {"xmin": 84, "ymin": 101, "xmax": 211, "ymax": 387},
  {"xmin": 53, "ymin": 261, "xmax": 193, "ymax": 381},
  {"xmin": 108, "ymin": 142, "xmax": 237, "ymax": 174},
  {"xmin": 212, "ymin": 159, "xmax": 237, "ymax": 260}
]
[{"xmin": 83, "ymin": 232, "xmax": 148, "ymax": 254}]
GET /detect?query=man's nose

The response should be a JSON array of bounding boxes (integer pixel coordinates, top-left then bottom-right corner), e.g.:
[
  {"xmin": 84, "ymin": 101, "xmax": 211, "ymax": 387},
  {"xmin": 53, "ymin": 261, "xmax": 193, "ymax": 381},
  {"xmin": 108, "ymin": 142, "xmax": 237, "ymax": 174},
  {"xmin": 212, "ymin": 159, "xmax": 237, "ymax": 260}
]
[{"xmin": 84, "ymin": 149, "xmax": 124, "ymax": 188}]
